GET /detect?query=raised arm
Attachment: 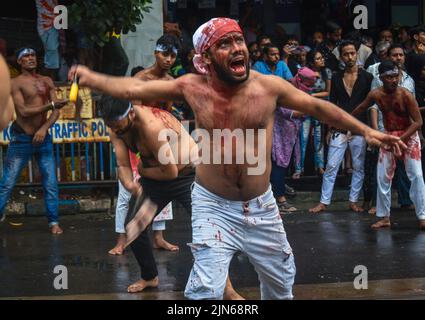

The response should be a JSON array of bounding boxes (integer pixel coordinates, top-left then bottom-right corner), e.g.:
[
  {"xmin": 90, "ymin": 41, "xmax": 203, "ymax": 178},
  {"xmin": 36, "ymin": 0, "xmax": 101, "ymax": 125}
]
[
  {"xmin": 69, "ymin": 65, "xmax": 185, "ymax": 105},
  {"xmin": 400, "ymin": 90, "xmax": 423, "ymax": 142},
  {"xmin": 269, "ymin": 75, "xmax": 406, "ymax": 153}
]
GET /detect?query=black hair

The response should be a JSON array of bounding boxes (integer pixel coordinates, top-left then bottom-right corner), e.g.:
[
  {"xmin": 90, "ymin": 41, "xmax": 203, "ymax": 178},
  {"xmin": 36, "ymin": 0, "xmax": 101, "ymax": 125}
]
[
  {"xmin": 338, "ymin": 39, "xmax": 358, "ymax": 55},
  {"xmin": 387, "ymin": 43, "xmax": 405, "ymax": 56},
  {"xmin": 378, "ymin": 60, "xmax": 397, "ymax": 75},
  {"xmin": 156, "ymin": 34, "xmax": 181, "ymax": 52},
  {"xmin": 263, "ymin": 43, "xmax": 279, "ymax": 55},
  {"xmin": 325, "ymin": 21, "xmax": 342, "ymax": 35},
  {"xmin": 256, "ymin": 34, "xmax": 271, "ymax": 45},
  {"xmin": 130, "ymin": 66, "xmax": 144, "ymax": 77},
  {"xmin": 409, "ymin": 25, "xmax": 425, "ymax": 40},
  {"xmin": 247, "ymin": 41, "xmax": 257, "ymax": 50},
  {"xmin": 97, "ymin": 95, "xmax": 131, "ymax": 122},
  {"xmin": 306, "ymin": 48, "xmax": 322, "ymax": 68}
]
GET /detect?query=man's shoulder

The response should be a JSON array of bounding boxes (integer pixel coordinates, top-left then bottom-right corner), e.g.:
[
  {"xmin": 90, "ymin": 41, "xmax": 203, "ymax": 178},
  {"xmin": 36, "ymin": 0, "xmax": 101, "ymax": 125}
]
[{"xmin": 360, "ymin": 68, "xmax": 374, "ymax": 80}]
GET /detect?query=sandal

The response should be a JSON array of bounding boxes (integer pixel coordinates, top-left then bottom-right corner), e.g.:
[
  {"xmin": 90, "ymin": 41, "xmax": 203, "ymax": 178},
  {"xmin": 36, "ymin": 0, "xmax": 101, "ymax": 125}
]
[
  {"xmin": 284, "ymin": 184, "xmax": 296, "ymax": 196},
  {"xmin": 277, "ymin": 201, "xmax": 297, "ymax": 213}
]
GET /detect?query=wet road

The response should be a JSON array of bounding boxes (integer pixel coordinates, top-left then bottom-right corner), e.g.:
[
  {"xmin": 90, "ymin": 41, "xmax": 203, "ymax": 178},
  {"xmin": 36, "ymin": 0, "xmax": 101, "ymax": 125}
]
[{"xmin": 1, "ymin": 207, "xmax": 425, "ymax": 299}]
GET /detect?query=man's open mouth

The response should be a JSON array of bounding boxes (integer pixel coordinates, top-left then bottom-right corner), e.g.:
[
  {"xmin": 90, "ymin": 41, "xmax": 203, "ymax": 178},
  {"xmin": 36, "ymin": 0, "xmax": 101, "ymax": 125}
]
[{"xmin": 229, "ymin": 58, "xmax": 246, "ymax": 75}]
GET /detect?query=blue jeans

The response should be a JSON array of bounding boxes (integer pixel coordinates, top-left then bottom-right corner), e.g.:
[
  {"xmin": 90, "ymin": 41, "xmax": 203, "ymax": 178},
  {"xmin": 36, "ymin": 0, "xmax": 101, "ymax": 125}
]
[
  {"xmin": 270, "ymin": 160, "xmax": 287, "ymax": 197},
  {"xmin": 185, "ymin": 182, "xmax": 296, "ymax": 300},
  {"xmin": 296, "ymin": 116, "xmax": 324, "ymax": 173},
  {"xmin": 0, "ymin": 131, "xmax": 59, "ymax": 226}
]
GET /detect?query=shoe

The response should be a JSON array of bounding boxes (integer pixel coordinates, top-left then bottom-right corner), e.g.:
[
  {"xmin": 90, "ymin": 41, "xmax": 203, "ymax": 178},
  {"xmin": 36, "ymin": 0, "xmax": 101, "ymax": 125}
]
[
  {"xmin": 277, "ymin": 200, "xmax": 297, "ymax": 213},
  {"xmin": 284, "ymin": 184, "xmax": 296, "ymax": 196}
]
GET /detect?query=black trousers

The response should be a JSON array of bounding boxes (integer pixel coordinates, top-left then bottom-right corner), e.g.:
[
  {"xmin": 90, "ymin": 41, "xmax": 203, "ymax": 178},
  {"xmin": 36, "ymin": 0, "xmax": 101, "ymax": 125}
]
[
  {"xmin": 363, "ymin": 147, "xmax": 379, "ymax": 203},
  {"xmin": 124, "ymin": 172, "xmax": 194, "ymax": 280}
]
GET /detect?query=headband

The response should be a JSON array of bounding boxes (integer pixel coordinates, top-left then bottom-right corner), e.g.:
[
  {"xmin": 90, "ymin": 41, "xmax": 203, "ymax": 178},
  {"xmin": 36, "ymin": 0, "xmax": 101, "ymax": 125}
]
[
  {"xmin": 17, "ymin": 48, "xmax": 35, "ymax": 60},
  {"xmin": 380, "ymin": 67, "xmax": 399, "ymax": 76},
  {"xmin": 155, "ymin": 44, "xmax": 178, "ymax": 55},
  {"xmin": 109, "ymin": 103, "xmax": 132, "ymax": 121}
]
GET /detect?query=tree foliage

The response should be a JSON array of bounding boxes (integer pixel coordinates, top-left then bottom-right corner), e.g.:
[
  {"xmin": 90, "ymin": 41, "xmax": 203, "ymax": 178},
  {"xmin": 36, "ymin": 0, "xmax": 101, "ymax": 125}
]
[{"xmin": 69, "ymin": 0, "xmax": 152, "ymax": 47}]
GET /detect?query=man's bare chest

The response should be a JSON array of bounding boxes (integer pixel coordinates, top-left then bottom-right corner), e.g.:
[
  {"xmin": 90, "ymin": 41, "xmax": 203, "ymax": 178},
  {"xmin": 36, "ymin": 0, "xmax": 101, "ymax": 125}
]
[
  {"xmin": 20, "ymin": 78, "xmax": 50, "ymax": 101},
  {"xmin": 187, "ymin": 89, "xmax": 272, "ymax": 130}
]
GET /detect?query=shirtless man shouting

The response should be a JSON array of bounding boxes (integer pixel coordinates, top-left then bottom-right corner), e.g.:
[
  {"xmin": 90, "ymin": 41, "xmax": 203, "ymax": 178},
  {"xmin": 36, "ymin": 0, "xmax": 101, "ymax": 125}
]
[
  {"xmin": 69, "ymin": 18, "xmax": 404, "ymax": 299},
  {"xmin": 352, "ymin": 60, "xmax": 425, "ymax": 230},
  {"xmin": 0, "ymin": 48, "xmax": 68, "ymax": 233}
]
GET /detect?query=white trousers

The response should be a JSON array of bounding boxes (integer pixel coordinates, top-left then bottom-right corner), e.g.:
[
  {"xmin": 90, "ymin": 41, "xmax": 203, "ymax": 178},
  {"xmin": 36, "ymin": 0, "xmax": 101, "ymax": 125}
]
[
  {"xmin": 376, "ymin": 132, "xmax": 425, "ymax": 220},
  {"xmin": 320, "ymin": 133, "xmax": 366, "ymax": 205}
]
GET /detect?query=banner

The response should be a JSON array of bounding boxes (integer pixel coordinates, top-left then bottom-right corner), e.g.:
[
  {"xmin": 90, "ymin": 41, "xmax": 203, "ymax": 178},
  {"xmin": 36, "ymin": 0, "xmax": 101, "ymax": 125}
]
[{"xmin": 0, "ymin": 118, "xmax": 110, "ymax": 145}]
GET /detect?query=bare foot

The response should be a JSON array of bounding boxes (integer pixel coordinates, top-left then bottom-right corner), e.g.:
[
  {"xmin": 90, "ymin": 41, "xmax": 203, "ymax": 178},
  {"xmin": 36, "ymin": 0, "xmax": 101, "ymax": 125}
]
[
  {"xmin": 50, "ymin": 224, "xmax": 63, "ymax": 234},
  {"xmin": 419, "ymin": 220, "xmax": 425, "ymax": 230},
  {"xmin": 368, "ymin": 207, "xmax": 376, "ymax": 215},
  {"xmin": 108, "ymin": 234, "xmax": 127, "ymax": 255},
  {"xmin": 127, "ymin": 277, "xmax": 159, "ymax": 293},
  {"xmin": 371, "ymin": 218, "xmax": 391, "ymax": 229},
  {"xmin": 153, "ymin": 232, "xmax": 179, "ymax": 251},
  {"xmin": 309, "ymin": 203, "xmax": 327, "ymax": 214},
  {"xmin": 224, "ymin": 277, "xmax": 245, "ymax": 300},
  {"xmin": 349, "ymin": 202, "xmax": 364, "ymax": 213}
]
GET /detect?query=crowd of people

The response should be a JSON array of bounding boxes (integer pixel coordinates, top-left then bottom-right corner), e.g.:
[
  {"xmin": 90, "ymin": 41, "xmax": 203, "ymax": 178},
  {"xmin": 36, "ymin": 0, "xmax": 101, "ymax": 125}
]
[{"xmin": 0, "ymin": 5, "xmax": 424, "ymax": 300}]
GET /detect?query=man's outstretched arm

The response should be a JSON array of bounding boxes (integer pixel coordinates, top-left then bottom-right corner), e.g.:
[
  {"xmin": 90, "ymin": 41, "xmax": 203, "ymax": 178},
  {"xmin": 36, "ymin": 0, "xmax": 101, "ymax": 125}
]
[
  {"xmin": 351, "ymin": 91, "xmax": 376, "ymax": 117},
  {"xmin": 270, "ymin": 75, "xmax": 406, "ymax": 154},
  {"xmin": 68, "ymin": 65, "xmax": 185, "ymax": 105}
]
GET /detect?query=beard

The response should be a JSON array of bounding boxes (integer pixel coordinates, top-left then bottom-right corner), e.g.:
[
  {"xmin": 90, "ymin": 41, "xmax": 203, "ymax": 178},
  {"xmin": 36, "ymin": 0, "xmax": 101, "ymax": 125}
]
[{"xmin": 210, "ymin": 57, "xmax": 250, "ymax": 85}]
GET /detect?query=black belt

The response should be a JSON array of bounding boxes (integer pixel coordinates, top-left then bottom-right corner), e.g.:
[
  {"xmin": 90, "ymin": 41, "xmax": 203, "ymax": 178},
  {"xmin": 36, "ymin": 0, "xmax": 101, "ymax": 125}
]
[{"xmin": 331, "ymin": 128, "xmax": 348, "ymax": 135}]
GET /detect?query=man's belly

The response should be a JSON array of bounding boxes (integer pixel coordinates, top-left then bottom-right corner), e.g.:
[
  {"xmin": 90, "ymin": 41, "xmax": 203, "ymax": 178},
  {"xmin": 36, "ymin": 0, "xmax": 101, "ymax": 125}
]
[{"xmin": 195, "ymin": 163, "xmax": 271, "ymax": 201}]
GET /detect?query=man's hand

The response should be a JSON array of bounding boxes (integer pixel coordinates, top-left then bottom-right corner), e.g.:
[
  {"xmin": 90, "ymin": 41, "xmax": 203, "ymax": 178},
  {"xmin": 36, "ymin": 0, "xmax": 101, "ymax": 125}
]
[
  {"xmin": 32, "ymin": 127, "xmax": 47, "ymax": 145},
  {"xmin": 283, "ymin": 45, "xmax": 295, "ymax": 57},
  {"xmin": 128, "ymin": 181, "xmax": 142, "ymax": 197},
  {"xmin": 68, "ymin": 65, "xmax": 95, "ymax": 87},
  {"xmin": 54, "ymin": 99, "xmax": 70, "ymax": 110},
  {"xmin": 364, "ymin": 128, "xmax": 407, "ymax": 157}
]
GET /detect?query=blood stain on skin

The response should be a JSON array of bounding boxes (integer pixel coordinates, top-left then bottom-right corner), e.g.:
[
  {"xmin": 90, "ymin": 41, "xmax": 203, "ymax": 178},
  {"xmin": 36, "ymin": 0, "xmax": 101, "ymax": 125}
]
[{"xmin": 150, "ymin": 107, "xmax": 174, "ymax": 129}]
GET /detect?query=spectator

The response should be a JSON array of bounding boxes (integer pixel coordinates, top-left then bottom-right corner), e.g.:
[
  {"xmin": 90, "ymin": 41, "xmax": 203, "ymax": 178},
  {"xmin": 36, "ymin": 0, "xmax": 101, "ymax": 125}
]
[
  {"xmin": 35, "ymin": 0, "xmax": 61, "ymax": 80},
  {"xmin": 281, "ymin": 35, "xmax": 299, "ymax": 65},
  {"xmin": 378, "ymin": 28, "xmax": 394, "ymax": 44},
  {"xmin": 365, "ymin": 40, "xmax": 391, "ymax": 70},
  {"xmin": 287, "ymin": 45, "xmax": 310, "ymax": 76},
  {"xmin": 253, "ymin": 43, "xmax": 293, "ymax": 80},
  {"xmin": 256, "ymin": 34, "xmax": 272, "ymax": 53},
  {"xmin": 293, "ymin": 49, "xmax": 332, "ymax": 178},
  {"xmin": 332, "ymin": 30, "xmax": 372, "ymax": 69},
  {"xmin": 248, "ymin": 41, "xmax": 261, "ymax": 67},
  {"xmin": 317, "ymin": 21, "xmax": 342, "ymax": 71},
  {"xmin": 310, "ymin": 40, "xmax": 373, "ymax": 214},
  {"xmin": 406, "ymin": 25, "xmax": 425, "ymax": 76}
]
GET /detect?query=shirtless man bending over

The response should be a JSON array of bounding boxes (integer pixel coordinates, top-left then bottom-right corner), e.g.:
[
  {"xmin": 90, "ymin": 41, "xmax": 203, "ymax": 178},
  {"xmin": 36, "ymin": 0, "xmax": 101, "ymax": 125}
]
[
  {"xmin": 0, "ymin": 48, "xmax": 69, "ymax": 232},
  {"xmin": 70, "ymin": 18, "xmax": 404, "ymax": 299},
  {"xmin": 352, "ymin": 60, "xmax": 425, "ymax": 230}
]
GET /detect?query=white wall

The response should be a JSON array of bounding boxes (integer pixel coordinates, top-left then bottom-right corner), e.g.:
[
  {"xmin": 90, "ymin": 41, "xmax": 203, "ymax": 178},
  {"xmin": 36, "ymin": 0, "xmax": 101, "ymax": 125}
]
[{"xmin": 120, "ymin": 1, "xmax": 163, "ymax": 75}]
